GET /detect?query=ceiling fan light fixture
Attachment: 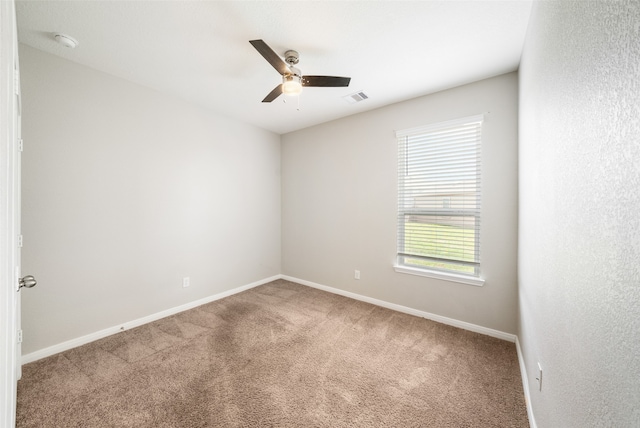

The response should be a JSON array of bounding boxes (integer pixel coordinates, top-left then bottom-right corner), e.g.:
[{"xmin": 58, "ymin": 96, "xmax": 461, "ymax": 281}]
[{"xmin": 282, "ymin": 74, "xmax": 302, "ymax": 96}]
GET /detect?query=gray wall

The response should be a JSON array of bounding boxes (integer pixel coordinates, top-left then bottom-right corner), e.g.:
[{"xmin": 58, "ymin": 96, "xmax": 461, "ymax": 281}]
[
  {"xmin": 20, "ymin": 45, "xmax": 282, "ymax": 355},
  {"xmin": 518, "ymin": 2, "xmax": 640, "ymax": 426},
  {"xmin": 282, "ymin": 72, "xmax": 519, "ymax": 334}
]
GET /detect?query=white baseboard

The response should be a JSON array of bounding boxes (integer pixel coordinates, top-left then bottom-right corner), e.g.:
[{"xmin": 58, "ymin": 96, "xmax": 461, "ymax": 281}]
[
  {"xmin": 516, "ymin": 337, "xmax": 538, "ymax": 428},
  {"xmin": 281, "ymin": 275, "xmax": 516, "ymax": 343},
  {"xmin": 22, "ymin": 273, "xmax": 535, "ymax": 426},
  {"xmin": 21, "ymin": 275, "xmax": 280, "ymax": 364},
  {"xmin": 23, "ymin": 273, "xmax": 517, "ymax": 365}
]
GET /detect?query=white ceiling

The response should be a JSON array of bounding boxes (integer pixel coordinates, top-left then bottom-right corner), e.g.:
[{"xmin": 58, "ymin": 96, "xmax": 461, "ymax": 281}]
[{"xmin": 16, "ymin": 1, "xmax": 533, "ymax": 135}]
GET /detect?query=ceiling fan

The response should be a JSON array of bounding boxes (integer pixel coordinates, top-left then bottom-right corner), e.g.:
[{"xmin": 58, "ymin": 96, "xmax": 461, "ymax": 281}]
[{"xmin": 249, "ymin": 39, "xmax": 351, "ymax": 103}]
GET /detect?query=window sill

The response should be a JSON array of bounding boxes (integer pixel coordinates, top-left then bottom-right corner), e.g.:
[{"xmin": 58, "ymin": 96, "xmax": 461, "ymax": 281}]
[{"xmin": 393, "ymin": 264, "xmax": 485, "ymax": 287}]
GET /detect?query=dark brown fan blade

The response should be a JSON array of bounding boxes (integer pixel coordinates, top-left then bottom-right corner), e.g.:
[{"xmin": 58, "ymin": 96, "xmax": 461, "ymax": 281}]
[
  {"xmin": 249, "ymin": 40, "xmax": 290, "ymax": 76},
  {"xmin": 262, "ymin": 84, "xmax": 283, "ymax": 103},
  {"xmin": 302, "ymin": 76, "xmax": 351, "ymax": 87}
]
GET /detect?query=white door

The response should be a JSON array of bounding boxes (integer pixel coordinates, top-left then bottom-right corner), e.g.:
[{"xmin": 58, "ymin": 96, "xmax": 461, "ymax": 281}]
[
  {"xmin": 1, "ymin": 1, "xmax": 25, "ymax": 426},
  {"xmin": 15, "ymin": 26, "xmax": 24, "ymax": 382}
]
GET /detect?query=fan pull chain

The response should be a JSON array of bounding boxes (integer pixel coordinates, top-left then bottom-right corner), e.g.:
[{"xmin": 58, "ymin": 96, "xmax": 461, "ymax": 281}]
[{"xmin": 282, "ymin": 96, "xmax": 302, "ymax": 111}]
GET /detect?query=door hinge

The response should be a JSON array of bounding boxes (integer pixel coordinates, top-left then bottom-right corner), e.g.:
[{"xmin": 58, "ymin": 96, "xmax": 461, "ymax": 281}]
[
  {"xmin": 17, "ymin": 330, "xmax": 23, "ymax": 344},
  {"xmin": 18, "ymin": 139, "xmax": 23, "ymax": 152},
  {"xmin": 18, "ymin": 234, "xmax": 23, "ymax": 247}
]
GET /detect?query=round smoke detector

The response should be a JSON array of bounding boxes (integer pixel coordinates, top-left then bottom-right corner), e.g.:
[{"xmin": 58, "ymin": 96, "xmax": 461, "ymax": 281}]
[{"xmin": 53, "ymin": 33, "xmax": 79, "ymax": 49}]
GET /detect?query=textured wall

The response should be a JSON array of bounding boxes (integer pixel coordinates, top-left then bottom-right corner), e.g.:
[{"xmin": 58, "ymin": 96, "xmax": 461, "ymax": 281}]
[
  {"xmin": 20, "ymin": 45, "xmax": 281, "ymax": 355},
  {"xmin": 518, "ymin": 1, "xmax": 640, "ymax": 426},
  {"xmin": 282, "ymin": 73, "xmax": 519, "ymax": 334}
]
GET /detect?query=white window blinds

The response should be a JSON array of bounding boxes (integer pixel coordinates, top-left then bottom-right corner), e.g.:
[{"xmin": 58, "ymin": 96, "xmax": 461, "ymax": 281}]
[{"xmin": 396, "ymin": 115, "xmax": 483, "ymax": 277}]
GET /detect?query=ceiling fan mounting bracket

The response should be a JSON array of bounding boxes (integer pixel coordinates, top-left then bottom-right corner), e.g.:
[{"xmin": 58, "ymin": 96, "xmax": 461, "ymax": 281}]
[{"xmin": 284, "ymin": 50, "xmax": 299, "ymax": 66}]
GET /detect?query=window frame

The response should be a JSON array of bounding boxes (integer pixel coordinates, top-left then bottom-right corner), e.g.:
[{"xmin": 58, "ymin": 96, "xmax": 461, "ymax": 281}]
[{"xmin": 394, "ymin": 115, "xmax": 485, "ymax": 287}]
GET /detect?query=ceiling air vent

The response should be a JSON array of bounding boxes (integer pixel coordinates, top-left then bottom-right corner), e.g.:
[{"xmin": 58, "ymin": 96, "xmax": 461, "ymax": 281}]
[{"xmin": 343, "ymin": 91, "xmax": 369, "ymax": 104}]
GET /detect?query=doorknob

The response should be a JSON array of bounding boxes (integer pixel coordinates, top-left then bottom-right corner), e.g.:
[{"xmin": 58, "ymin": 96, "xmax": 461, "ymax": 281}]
[{"xmin": 19, "ymin": 275, "xmax": 37, "ymax": 289}]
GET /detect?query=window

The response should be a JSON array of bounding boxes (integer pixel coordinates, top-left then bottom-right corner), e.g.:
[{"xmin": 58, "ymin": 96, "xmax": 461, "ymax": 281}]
[{"xmin": 395, "ymin": 115, "xmax": 483, "ymax": 285}]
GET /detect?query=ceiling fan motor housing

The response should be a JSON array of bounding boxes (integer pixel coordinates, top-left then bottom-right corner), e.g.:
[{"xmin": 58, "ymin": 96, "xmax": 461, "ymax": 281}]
[{"xmin": 286, "ymin": 65, "xmax": 302, "ymax": 78}]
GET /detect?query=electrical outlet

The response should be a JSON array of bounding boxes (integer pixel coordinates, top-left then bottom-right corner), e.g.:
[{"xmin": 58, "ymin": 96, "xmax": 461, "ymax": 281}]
[
  {"xmin": 536, "ymin": 362, "xmax": 543, "ymax": 391},
  {"xmin": 354, "ymin": 270, "xmax": 360, "ymax": 280},
  {"xmin": 182, "ymin": 277, "xmax": 190, "ymax": 288}
]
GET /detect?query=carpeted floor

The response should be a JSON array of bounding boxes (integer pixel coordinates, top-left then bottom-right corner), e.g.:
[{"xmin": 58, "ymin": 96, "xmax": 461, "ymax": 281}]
[{"xmin": 17, "ymin": 279, "xmax": 529, "ymax": 427}]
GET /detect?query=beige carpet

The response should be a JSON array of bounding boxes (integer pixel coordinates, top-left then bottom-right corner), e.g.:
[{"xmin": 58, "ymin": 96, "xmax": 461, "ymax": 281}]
[{"xmin": 17, "ymin": 279, "xmax": 529, "ymax": 427}]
